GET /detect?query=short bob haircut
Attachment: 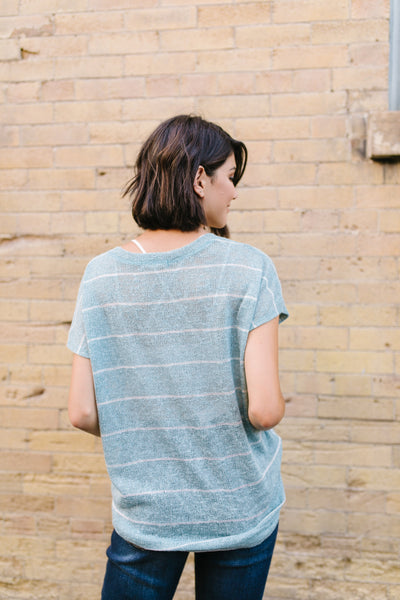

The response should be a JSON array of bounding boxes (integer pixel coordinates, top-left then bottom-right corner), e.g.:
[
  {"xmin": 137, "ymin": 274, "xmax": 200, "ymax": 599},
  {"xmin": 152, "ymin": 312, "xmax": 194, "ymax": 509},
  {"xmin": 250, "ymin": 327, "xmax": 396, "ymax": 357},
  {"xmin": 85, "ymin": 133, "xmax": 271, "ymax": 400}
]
[{"xmin": 123, "ymin": 114, "xmax": 247, "ymax": 237}]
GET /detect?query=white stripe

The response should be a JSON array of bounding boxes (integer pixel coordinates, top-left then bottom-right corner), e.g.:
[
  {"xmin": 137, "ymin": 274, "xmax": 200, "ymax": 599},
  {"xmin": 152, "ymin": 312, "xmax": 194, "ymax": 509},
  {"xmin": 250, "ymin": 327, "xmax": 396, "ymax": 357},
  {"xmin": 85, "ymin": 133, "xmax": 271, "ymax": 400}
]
[
  {"xmin": 262, "ymin": 275, "xmax": 279, "ymax": 315},
  {"xmin": 115, "ymin": 438, "xmax": 281, "ymax": 498},
  {"xmin": 98, "ymin": 387, "xmax": 245, "ymax": 406},
  {"xmin": 107, "ymin": 450, "xmax": 252, "ymax": 469},
  {"xmin": 111, "ymin": 500, "xmax": 284, "ymax": 537},
  {"xmin": 93, "ymin": 356, "xmax": 241, "ymax": 376},
  {"xmin": 84, "ymin": 262, "xmax": 262, "ymax": 284},
  {"xmin": 82, "ymin": 293, "xmax": 257, "ymax": 313},
  {"xmin": 88, "ymin": 325, "xmax": 248, "ymax": 343},
  {"xmin": 102, "ymin": 419, "xmax": 243, "ymax": 439}
]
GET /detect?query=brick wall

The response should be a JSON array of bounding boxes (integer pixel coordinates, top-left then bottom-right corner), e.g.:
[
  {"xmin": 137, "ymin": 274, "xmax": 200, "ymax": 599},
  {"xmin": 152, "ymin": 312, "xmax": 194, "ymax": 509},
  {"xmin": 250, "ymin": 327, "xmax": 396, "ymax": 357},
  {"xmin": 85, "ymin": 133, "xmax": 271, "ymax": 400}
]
[{"xmin": 1, "ymin": 1, "xmax": 399, "ymax": 598}]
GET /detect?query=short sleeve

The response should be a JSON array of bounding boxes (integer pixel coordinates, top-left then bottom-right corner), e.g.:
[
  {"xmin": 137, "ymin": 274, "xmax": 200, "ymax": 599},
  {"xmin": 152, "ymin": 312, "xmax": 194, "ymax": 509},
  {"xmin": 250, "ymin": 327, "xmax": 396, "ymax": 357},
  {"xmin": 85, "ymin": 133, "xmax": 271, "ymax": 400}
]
[
  {"xmin": 251, "ymin": 255, "xmax": 289, "ymax": 330},
  {"xmin": 67, "ymin": 278, "xmax": 90, "ymax": 358}
]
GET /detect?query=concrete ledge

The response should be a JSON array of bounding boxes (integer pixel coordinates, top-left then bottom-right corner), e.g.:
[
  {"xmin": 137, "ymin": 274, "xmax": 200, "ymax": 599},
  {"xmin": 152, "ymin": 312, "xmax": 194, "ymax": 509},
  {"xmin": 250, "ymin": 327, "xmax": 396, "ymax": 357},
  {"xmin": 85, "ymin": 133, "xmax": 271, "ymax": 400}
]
[{"xmin": 367, "ymin": 111, "xmax": 400, "ymax": 160}]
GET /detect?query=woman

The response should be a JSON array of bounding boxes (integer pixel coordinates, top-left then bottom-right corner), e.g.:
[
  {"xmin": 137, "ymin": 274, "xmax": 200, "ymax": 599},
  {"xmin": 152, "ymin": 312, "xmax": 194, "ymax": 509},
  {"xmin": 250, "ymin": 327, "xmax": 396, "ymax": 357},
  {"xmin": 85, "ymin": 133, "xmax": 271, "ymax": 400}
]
[{"xmin": 67, "ymin": 114, "xmax": 288, "ymax": 600}]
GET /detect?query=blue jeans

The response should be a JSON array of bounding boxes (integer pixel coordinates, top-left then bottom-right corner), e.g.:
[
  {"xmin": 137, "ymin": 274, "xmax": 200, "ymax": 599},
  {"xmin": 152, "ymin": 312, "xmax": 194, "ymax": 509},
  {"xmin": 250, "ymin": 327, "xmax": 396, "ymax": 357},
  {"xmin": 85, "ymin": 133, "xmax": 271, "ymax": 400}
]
[{"xmin": 101, "ymin": 525, "xmax": 278, "ymax": 600}]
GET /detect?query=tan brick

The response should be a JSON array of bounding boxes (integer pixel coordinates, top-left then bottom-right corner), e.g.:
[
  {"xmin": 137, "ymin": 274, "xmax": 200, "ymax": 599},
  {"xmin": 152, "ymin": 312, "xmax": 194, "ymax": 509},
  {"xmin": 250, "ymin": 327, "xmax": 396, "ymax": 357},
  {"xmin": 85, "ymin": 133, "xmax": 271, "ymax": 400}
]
[
  {"xmin": 334, "ymin": 374, "xmax": 373, "ymax": 396},
  {"xmin": 6, "ymin": 81, "xmax": 40, "ymax": 103},
  {"xmin": 0, "ymin": 429, "xmax": 28, "ymax": 450},
  {"xmin": 71, "ymin": 518, "xmax": 104, "ymax": 535},
  {"xmin": 274, "ymin": 256, "xmax": 319, "ymax": 279},
  {"xmin": 309, "ymin": 488, "xmax": 386, "ymax": 512},
  {"xmin": 88, "ymin": 31, "xmax": 158, "ymax": 55},
  {"xmin": 285, "ymin": 305, "xmax": 318, "ymax": 326},
  {"xmin": 0, "ymin": 406, "xmax": 58, "ymax": 430},
  {"xmin": 316, "ymin": 351, "xmax": 393, "ymax": 374},
  {"xmin": 358, "ymin": 281, "xmax": 400, "ymax": 303},
  {"xmin": 88, "ymin": 0, "xmax": 157, "ymax": 8},
  {"xmin": 280, "ymin": 350, "xmax": 315, "ymax": 372},
  {"xmin": 0, "ymin": 300, "xmax": 29, "ymax": 322},
  {"xmin": 196, "ymin": 49, "xmax": 271, "ymax": 73},
  {"xmin": 0, "ymin": 451, "xmax": 51, "ymax": 473},
  {"xmin": 123, "ymin": 97, "xmax": 195, "ymax": 120},
  {"xmin": 279, "ymin": 186, "xmax": 354, "ymax": 209},
  {"xmin": 2, "ymin": 125, "xmax": 19, "ymax": 146},
  {"xmin": 236, "ymin": 24, "xmax": 310, "ymax": 48},
  {"xmin": 281, "ymin": 233, "xmax": 356, "ymax": 256},
  {"xmin": 273, "ymin": 0, "xmax": 348, "ymax": 23},
  {"xmin": 312, "ymin": 20, "xmax": 388, "ymax": 44},
  {"xmin": 254, "ymin": 71, "xmax": 292, "ymax": 93},
  {"xmin": 9, "ymin": 365, "xmax": 43, "ymax": 385},
  {"xmin": 357, "ymin": 233, "xmax": 400, "ymax": 256},
  {"xmin": 387, "ymin": 493, "xmax": 400, "ymax": 514},
  {"xmin": 282, "ymin": 464, "xmax": 347, "ymax": 488},
  {"xmin": 54, "ymin": 100, "xmax": 122, "ymax": 123},
  {"xmin": 292, "ymin": 69, "xmax": 331, "ymax": 92},
  {"xmin": 0, "ymin": 0, "xmax": 19, "ymax": 15},
  {"xmin": 0, "ymin": 147, "xmax": 53, "ymax": 169},
  {"xmin": 28, "ymin": 344, "xmax": 71, "ymax": 365},
  {"xmin": 296, "ymin": 373, "xmax": 334, "ymax": 395},
  {"xmin": 321, "ymin": 257, "xmax": 396, "ymax": 280},
  {"xmin": 20, "ymin": 35, "xmax": 87, "ymax": 58},
  {"xmin": 236, "ymin": 117, "xmax": 309, "ymax": 140},
  {"xmin": 126, "ymin": 52, "xmax": 197, "ymax": 75},
  {"xmin": 29, "ymin": 169, "xmax": 95, "ymax": 190},
  {"xmin": 245, "ymin": 163, "xmax": 316, "ymax": 186},
  {"xmin": 56, "ymin": 495, "xmax": 110, "ymax": 519},
  {"xmin": 372, "ymin": 376, "xmax": 400, "ymax": 399},
  {"xmin": 348, "ymin": 516, "xmax": 400, "ymax": 540},
  {"xmin": 41, "ymin": 79, "xmax": 75, "ymax": 101},
  {"xmin": 146, "ymin": 76, "xmax": 179, "ymax": 97},
  {"xmin": 351, "ymin": 0, "xmax": 390, "ymax": 19},
  {"xmin": 350, "ymin": 328, "xmax": 400, "ymax": 351},
  {"xmin": 299, "ymin": 210, "xmax": 340, "ymax": 232},
  {"xmin": 274, "ymin": 139, "xmax": 349, "ymax": 162},
  {"xmin": 311, "ymin": 115, "xmax": 347, "ymax": 138},
  {"xmin": 54, "ymin": 56, "xmax": 124, "ymax": 80},
  {"xmin": 333, "ymin": 67, "xmax": 388, "ymax": 91},
  {"xmin": 199, "ymin": 2, "xmax": 270, "ymax": 26},
  {"xmin": 21, "ymin": 124, "xmax": 88, "ymax": 147},
  {"xmin": 318, "ymin": 162, "xmax": 384, "ymax": 185},
  {"xmin": 380, "ymin": 210, "xmax": 400, "ymax": 233},
  {"xmin": 351, "ymin": 422, "xmax": 400, "ymax": 445},
  {"xmin": 24, "ymin": 555, "xmax": 105, "ymax": 582},
  {"xmin": 274, "ymin": 45, "xmax": 348, "ymax": 70},
  {"xmin": 319, "ymin": 395, "xmax": 393, "ymax": 423},
  {"xmin": 125, "ymin": 6, "xmax": 196, "ymax": 30},
  {"xmin": 8, "ymin": 58, "xmax": 54, "ymax": 84},
  {"xmin": 340, "ymin": 209, "xmax": 378, "ymax": 232},
  {"xmin": 350, "ymin": 43, "xmax": 389, "ymax": 67},
  {"xmin": 55, "ymin": 11, "xmax": 124, "ymax": 34},
  {"xmin": 228, "ymin": 211, "xmax": 265, "ymax": 233},
  {"xmin": 29, "ymin": 431, "xmax": 98, "ymax": 453},
  {"xmin": 271, "ymin": 91, "xmax": 347, "ymax": 116},
  {"xmin": 75, "ymin": 77, "xmax": 145, "ymax": 100},
  {"xmin": 180, "ymin": 73, "xmax": 218, "ymax": 96}
]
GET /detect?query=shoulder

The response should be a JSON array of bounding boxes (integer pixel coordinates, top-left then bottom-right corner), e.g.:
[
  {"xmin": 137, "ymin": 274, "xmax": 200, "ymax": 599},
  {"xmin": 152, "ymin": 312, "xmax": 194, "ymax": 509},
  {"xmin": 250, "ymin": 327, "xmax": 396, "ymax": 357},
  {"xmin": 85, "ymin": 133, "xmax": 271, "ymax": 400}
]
[
  {"xmin": 81, "ymin": 248, "xmax": 121, "ymax": 282},
  {"xmin": 210, "ymin": 236, "xmax": 275, "ymax": 272}
]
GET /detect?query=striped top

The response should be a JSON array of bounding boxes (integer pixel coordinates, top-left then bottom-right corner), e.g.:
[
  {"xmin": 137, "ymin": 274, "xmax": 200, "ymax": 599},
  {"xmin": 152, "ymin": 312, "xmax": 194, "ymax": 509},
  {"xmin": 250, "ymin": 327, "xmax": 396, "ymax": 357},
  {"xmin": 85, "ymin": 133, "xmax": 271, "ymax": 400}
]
[{"xmin": 67, "ymin": 233, "xmax": 288, "ymax": 551}]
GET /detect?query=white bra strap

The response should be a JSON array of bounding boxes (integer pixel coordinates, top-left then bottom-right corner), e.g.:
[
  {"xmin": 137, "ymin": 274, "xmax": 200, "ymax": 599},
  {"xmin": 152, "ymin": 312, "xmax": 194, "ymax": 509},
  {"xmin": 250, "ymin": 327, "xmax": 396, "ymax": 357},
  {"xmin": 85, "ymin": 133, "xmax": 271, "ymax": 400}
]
[{"xmin": 131, "ymin": 239, "xmax": 147, "ymax": 254}]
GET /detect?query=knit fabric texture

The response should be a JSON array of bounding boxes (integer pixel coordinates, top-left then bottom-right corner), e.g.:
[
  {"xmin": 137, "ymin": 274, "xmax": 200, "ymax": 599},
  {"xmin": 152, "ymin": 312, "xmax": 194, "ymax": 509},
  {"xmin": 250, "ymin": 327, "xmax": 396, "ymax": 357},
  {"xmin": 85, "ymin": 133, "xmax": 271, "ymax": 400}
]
[{"xmin": 67, "ymin": 233, "xmax": 289, "ymax": 551}]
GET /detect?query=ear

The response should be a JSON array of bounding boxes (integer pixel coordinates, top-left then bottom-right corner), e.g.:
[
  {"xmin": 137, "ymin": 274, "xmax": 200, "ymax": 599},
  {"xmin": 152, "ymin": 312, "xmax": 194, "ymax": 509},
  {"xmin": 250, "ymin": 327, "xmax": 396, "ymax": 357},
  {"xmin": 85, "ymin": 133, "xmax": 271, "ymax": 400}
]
[{"xmin": 193, "ymin": 165, "xmax": 207, "ymax": 198}]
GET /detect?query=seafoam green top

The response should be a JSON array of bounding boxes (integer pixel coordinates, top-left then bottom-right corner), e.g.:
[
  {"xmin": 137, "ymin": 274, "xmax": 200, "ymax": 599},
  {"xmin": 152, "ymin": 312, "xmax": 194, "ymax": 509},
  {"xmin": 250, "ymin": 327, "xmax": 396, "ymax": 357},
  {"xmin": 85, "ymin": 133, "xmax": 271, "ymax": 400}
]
[{"xmin": 67, "ymin": 233, "xmax": 288, "ymax": 551}]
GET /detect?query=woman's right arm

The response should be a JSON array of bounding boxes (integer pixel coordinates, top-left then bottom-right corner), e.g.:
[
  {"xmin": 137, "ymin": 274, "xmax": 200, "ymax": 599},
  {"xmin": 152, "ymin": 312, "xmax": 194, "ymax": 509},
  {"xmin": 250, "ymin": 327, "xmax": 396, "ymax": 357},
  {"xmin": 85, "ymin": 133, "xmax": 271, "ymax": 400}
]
[
  {"xmin": 68, "ymin": 353, "xmax": 100, "ymax": 437},
  {"xmin": 244, "ymin": 316, "xmax": 285, "ymax": 430}
]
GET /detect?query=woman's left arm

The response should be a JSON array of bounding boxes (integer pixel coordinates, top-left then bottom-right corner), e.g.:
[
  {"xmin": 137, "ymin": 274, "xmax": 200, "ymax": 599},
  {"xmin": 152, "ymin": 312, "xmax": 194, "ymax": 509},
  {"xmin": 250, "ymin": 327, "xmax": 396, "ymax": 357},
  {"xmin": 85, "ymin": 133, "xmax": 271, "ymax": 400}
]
[{"xmin": 68, "ymin": 353, "xmax": 100, "ymax": 437}]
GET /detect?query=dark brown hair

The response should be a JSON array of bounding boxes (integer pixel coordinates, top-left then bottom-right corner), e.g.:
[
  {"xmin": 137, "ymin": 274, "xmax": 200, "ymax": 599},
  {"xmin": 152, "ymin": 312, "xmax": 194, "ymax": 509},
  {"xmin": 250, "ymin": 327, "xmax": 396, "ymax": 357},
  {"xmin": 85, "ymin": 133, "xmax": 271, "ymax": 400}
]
[{"xmin": 123, "ymin": 114, "xmax": 247, "ymax": 237}]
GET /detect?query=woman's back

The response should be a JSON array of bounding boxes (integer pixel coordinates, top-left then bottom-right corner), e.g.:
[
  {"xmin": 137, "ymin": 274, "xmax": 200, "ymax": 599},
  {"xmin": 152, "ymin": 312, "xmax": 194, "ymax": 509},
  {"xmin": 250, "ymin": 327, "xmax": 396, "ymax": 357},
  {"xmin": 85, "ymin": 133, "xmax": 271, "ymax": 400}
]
[{"xmin": 68, "ymin": 233, "xmax": 287, "ymax": 552}]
